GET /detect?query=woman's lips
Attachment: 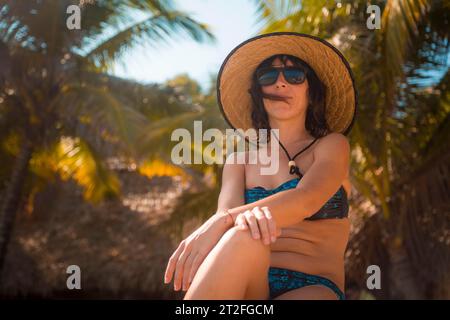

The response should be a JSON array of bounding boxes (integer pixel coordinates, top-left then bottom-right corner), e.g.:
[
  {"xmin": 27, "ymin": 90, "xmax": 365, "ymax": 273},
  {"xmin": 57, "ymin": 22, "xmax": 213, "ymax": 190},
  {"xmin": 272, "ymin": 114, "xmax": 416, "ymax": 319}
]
[
  {"xmin": 262, "ymin": 93, "xmax": 293, "ymax": 102},
  {"xmin": 271, "ymin": 94, "xmax": 293, "ymax": 100}
]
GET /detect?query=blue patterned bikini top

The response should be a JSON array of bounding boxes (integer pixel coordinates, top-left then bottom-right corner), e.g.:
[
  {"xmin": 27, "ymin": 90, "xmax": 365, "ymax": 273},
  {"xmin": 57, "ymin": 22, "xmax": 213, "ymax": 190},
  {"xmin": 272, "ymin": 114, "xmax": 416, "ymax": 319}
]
[{"xmin": 244, "ymin": 175, "xmax": 349, "ymax": 221}]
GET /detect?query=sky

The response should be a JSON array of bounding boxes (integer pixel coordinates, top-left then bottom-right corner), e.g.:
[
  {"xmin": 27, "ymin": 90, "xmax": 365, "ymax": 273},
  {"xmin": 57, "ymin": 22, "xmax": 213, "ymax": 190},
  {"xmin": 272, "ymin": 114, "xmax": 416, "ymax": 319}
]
[
  {"xmin": 110, "ymin": 0, "xmax": 448, "ymax": 92},
  {"xmin": 111, "ymin": 0, "xmax": 264, "ymax": 93}
]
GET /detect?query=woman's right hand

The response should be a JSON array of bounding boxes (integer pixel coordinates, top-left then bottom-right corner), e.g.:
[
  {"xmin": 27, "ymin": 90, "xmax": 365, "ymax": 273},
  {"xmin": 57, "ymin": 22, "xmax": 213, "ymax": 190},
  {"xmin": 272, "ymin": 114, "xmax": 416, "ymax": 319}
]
[{"xmin": 163, "ymin": 213, "xmax": 232, "ymax": 292}]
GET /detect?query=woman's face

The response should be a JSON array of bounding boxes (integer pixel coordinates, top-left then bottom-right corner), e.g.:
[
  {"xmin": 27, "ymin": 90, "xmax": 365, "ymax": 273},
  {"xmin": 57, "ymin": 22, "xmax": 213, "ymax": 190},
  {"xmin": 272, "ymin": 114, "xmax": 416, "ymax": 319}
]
[{"xmin": 261, "ymin": 57, "xmax": 309, "ymax": 122}]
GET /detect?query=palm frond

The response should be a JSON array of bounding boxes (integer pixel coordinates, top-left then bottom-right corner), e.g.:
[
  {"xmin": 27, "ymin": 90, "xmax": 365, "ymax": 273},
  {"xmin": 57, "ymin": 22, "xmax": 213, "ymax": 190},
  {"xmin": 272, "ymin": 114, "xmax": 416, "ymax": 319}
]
[
  {"xmin": 29, "ymin": 136, "xmax": 121, "ymax": 203},
  {"xmin": 84, "ymin": 10, "xmax": 215, "ymax": 70},
  {"xmin": 55, "ymin": 82, "xmax": 149, "ymax": 156},
  {"xmin": 380, "ymin": 0, "xmax": 430, "ymax": 83}
]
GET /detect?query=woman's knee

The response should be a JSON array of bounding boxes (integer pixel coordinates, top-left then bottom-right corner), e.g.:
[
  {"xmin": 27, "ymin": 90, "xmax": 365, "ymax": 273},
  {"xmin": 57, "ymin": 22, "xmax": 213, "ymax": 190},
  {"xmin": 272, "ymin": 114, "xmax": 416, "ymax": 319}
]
[
  {"xmin": 223, "ymin": 226, "xmax": 254, "ymax": 243},
  {"xmin": 222, "ymin": 226, "xmax": 271, "ymax": 254}
]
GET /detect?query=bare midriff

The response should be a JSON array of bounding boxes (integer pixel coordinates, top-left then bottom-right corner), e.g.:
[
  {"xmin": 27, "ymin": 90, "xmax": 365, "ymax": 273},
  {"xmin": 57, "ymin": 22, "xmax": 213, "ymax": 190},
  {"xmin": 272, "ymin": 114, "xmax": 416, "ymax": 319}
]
[{"xmin": 269, "ymin": 218, "xmax": 350, "ymax": 292}]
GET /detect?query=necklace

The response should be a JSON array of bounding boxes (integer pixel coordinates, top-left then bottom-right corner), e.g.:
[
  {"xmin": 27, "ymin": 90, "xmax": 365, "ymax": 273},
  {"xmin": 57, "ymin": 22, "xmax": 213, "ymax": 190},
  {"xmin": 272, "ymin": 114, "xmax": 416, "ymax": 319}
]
[{"xmin": 272, "ymin": 134, "xmax": 318, "ymax": 177}]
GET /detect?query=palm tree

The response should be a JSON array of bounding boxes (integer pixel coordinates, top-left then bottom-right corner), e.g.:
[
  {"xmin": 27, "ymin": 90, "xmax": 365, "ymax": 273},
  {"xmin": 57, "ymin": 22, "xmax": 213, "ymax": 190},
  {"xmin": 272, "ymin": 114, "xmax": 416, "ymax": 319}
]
[
  {"xmin": 137, "ymin": 72, "xmax": 232, "ymax": 239},
  {"xmin": 0, "ymin": 0, "xmax": 216, "ymax": 279},
  {"xmin": 253, "ymin": 0, "xmax": 449, "ymax": 298}
]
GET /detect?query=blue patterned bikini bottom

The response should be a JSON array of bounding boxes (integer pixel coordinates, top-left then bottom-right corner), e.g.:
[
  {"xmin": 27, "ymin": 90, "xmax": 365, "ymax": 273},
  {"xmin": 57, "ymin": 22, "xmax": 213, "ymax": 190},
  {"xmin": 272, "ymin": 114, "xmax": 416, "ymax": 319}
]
[{"xmin": 268, "ymin": 267, "xmax": 345, "ymax": 300}]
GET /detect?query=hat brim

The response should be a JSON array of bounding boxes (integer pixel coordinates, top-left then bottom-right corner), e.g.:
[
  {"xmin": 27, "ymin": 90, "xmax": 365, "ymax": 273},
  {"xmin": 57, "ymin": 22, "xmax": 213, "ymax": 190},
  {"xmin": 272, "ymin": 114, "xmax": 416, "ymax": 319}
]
[{"xmin": 216, "ymin": 32, "xmax": 357, "ymax": 138}]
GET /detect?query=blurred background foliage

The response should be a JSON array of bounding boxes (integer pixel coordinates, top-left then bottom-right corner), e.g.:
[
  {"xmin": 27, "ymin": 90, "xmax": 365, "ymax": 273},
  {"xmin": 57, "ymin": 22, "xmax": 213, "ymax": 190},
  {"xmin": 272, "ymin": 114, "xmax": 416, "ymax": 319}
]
[{"xmin": 0, "ymin": 0, "xmax": 448, "ymax": 299}]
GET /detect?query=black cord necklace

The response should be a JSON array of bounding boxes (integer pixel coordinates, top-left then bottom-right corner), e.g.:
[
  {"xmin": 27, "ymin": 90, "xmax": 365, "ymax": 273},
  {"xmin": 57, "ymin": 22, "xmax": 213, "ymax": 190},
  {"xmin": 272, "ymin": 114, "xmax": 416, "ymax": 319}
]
[{"xmin": 272, "ymin": 133, "xmax": 318, "ymax": 177}]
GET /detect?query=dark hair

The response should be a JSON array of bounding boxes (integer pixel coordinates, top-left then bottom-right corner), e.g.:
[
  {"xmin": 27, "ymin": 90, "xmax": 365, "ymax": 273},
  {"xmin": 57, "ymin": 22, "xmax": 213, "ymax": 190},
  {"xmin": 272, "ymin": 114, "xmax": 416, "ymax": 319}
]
[{"xmin": 248, "ymin": 54, "xmax": 329, "ymax": 141}]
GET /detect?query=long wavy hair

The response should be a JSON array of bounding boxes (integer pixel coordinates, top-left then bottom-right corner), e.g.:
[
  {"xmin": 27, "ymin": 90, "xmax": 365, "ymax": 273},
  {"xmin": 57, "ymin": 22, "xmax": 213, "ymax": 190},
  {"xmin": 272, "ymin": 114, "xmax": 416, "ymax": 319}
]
[{"xmin": 248, "ymin": 54, "xmax": 329, "ymax": 142}]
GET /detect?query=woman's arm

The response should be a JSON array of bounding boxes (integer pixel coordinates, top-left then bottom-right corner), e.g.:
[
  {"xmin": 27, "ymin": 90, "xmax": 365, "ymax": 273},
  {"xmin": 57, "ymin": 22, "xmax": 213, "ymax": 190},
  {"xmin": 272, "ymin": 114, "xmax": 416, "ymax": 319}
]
[
  {"xmin": 164, "ymin": 152, "xmax": 246, "ymax": 291},
  {"xmin": 214, "ymin": 151, "xmax": 246, "ymax": 220},
  {"xmin": 227, "ymin": 133, "xmax": 350, "ymax": 228}
]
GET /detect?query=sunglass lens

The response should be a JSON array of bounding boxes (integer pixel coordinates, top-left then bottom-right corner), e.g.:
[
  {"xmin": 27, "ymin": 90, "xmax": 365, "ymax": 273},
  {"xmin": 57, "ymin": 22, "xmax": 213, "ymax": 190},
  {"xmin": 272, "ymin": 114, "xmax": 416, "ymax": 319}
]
[
  {"xmin": 284, "ymin": 68, "xmax": 306, "ymax": 84},
  {"xmin": 257, "ymin": 69, "xmax": 278, "ymax": 86}
]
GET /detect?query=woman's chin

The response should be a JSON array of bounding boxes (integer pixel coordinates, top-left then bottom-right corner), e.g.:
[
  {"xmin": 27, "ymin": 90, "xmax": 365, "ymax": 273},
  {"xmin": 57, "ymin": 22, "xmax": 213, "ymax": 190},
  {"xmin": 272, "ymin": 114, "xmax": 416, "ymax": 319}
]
[{"xmin": 267, "ymin": 106, "xmax": 298, "ymax": 118}]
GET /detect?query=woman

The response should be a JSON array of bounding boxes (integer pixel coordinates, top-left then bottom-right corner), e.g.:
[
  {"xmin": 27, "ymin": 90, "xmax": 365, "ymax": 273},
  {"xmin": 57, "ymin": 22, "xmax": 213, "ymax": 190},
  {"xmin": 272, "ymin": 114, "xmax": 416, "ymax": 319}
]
[{"xmin": 164, "ymin": 32, "xmax": 357, "ymax": 300}]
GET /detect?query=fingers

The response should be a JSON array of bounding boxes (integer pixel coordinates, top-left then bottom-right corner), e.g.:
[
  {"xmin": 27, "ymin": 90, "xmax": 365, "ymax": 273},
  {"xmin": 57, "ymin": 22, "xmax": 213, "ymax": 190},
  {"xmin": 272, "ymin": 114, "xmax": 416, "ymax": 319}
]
[
  {"xmin": 182, "ymin": 251, "xmax": 196, "ymax": 291},
  {"xmin": 234, "ymin": 207, "xmax": 278, "ymax": 246},
  {"xmin": 186, "ymin": 251, "xmax": 206, "ymax": 291},
  {"xmin": 253, "ymin": 207, "xmax": 271, "ymax": 245},
  {"xmin": 173, "ymin": 242, "xmax": 192, "ymax": 291},
  {"xmin": 244, "ymin": 210, "xmax": 260, "ymax": 240},
  {"xmin": 260, "ymin": 206, "xmax": 277, "ymax": 243},
  {"xmin": 187, "ymin": 253, "xmax": 200, "ymax": 290},
  {"xmin": 235, "ymin": 213, "xmax": 248, "ymax": 230},
  {"xmin": 164, "ymin": 241, "xmax": 186, "ymax": 284}
]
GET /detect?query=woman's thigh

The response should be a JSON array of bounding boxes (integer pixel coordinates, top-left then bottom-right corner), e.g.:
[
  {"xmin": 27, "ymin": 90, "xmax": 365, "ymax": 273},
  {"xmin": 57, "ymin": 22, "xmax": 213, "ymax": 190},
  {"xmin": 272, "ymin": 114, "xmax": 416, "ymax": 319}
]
[
  {"xmin": 221, "ymin": 227, "xmax": 271, "ymax": 300},
  {"xmin": 199, "ymin": 226, "xmax": 271, "ymax": 299},
  {"xmin": 243, "ymin": 267, "xmax": 270, "ymax": 300}
]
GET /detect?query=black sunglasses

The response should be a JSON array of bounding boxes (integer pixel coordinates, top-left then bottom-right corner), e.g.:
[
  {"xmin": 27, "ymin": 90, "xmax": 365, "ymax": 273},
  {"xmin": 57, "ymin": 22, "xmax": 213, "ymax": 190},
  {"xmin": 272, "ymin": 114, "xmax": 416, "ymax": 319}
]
[{"xmin": 256, "ymin": 66, "xmax": 307, "ymax": 86}]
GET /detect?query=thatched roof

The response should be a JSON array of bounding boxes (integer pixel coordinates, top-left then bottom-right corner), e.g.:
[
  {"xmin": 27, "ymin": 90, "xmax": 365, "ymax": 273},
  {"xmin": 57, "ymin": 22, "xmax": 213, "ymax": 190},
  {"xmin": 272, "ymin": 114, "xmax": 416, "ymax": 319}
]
[{"xmin": 0, "ymin": 169, "xmax": 200, "ymax": 299}]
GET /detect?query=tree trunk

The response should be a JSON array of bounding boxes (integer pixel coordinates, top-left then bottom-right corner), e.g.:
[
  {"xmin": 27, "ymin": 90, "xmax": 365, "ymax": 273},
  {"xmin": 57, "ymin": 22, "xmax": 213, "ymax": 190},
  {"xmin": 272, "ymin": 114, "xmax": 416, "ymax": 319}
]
[
  {"xmin": 0, "ymin": 141, "xmax": 33, "ymax": 284},
  {"xmin": 387, "ymin": 240, "xmax": 424, "ymax": 299}
]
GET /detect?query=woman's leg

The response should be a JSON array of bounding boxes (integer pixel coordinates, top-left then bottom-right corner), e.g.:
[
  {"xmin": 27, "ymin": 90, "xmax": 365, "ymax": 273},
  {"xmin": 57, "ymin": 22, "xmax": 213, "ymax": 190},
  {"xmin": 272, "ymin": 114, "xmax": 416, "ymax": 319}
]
[{"xmin": 184, "ymin": 226, "xmax": 271, "ymax": 300}]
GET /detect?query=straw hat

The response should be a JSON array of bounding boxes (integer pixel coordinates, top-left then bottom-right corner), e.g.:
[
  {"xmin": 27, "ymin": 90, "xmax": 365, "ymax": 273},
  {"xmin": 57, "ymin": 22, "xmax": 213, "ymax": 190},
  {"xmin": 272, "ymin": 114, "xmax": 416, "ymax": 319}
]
[{"xmin": 216, "ymin": 32, "xmax": 357, "ymax": 136}]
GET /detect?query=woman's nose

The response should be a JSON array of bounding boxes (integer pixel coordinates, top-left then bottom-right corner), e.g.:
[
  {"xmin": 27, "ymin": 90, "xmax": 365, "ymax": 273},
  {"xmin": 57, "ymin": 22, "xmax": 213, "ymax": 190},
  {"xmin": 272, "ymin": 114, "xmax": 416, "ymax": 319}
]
[{"xmin": 275, "ymin": 72, "xmax": 288, "ymax": 87}]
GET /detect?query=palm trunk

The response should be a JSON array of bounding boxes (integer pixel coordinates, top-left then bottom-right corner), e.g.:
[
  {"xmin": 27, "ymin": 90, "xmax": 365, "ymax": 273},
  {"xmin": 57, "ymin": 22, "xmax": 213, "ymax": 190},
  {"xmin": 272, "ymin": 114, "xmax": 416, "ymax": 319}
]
[
  {"xmin": 0, "ymin": 142, "xmax": 33, "ymax": 283},
  {"xmin": 387, "ymin": 241, "xmax": 423, "ymax": 299}
]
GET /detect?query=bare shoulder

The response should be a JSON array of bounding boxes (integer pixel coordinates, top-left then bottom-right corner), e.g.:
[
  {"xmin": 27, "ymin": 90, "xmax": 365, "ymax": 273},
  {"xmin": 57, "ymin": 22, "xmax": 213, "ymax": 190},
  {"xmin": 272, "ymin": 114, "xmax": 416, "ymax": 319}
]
[
  {"xmin": 314, "ymin": 133, "xmax": 352, "ymax": 194},
  {"xmin": 223, "ymin": 151, "xmax": 246, "ymax": 176},
  {"xmin": 224, "ymin": 151, "xmax": 248, "ymax": 166},
  {"xmin": 314, "ymin": 133, "xmax": 350, "ymax": 158}
]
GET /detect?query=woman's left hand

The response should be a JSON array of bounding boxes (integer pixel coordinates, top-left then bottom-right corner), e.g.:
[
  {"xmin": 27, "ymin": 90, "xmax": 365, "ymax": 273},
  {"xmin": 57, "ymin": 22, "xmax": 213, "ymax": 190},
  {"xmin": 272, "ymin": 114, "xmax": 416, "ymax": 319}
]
[{"xmin": 234, "ymin": 206, "xmax": 281, "ymax": 245}]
